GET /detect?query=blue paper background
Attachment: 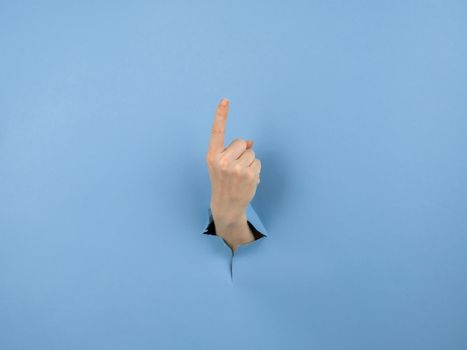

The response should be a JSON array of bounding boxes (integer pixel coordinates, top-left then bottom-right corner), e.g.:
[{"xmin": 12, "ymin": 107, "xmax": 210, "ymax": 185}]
[{"xmin": 1, "ymin": 1, "xmax": 466, "ymax": 349}]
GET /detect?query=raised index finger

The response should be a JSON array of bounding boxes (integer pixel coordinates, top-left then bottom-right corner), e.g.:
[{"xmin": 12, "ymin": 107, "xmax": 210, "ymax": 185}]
[{"xmin": 208, "ymin": 98, "xmax": 229, "ymax": 154}]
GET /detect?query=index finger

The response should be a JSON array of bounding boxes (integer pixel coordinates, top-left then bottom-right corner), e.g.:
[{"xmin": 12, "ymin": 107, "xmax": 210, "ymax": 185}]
[{"xmin": 208, "ymin": 98, "xmax": 229, "ymax": 154}]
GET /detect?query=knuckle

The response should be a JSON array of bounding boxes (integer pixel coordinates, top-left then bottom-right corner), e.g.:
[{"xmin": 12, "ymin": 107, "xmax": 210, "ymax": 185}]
[
  {"xmin": 247, "ymin": 170, "xmax": 257, "ymax": 182},
  {"xmin": 233, "ymin": 163, "xmax": 243, "ymax": 175},
  {"xmin": 211, "ymin": 127, "xmax": 224, "ymax": 135},
  {"xmin": 234, "ymin": 138, "xmax": 246, "ymax": 146},
  {"xmin": 219, "ymin": 157, "xmax": 230, "ymax": 170}
]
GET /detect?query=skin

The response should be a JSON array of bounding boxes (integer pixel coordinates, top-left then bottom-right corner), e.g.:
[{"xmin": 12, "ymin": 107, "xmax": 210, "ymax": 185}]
[{"xmin": 205, "ymin": 97, "xmax": 261, "ymax": 253}]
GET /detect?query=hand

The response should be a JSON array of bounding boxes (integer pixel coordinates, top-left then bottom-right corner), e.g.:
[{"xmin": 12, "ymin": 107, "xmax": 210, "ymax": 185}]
[{"xmin": 205, "ymin": 98, "xmax": 262, "ymax": 252}]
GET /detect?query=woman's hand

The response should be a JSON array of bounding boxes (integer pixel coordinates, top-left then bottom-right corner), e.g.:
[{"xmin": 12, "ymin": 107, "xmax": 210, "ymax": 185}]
[{"xmin": 205, "ymin": 98, "xmax": 261, "ymax": 252}]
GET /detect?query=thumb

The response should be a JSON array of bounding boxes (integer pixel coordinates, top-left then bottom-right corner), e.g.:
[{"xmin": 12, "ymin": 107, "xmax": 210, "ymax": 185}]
[{"xmin": 246, "ymin": 140, "xmax": 254, "ymax": 149}]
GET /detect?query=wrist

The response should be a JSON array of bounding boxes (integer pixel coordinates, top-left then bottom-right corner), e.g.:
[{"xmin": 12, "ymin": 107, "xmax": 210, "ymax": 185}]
[
  {"xmin": 212, "ymin": 212, "xmax": 247, "ymax": 229},
  {"xmin": 210, "ymin": 209, "xmax": 255, "ymax": 251},
  {"xmin": 210, "ymin": 200, "xmax": 247, "ymax": 227}
]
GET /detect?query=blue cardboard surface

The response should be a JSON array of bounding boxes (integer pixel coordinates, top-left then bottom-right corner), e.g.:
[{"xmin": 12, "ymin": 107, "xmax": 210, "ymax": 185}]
[{"xmin": 1, "ymin": 1, "xmax": 467, "ymax": 349}]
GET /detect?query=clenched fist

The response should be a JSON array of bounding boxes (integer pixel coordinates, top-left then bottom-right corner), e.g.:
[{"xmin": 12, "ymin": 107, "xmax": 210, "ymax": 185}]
[{"xmin": 205, "ymin": 98, "xmax": 262, "ymax": 253}]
